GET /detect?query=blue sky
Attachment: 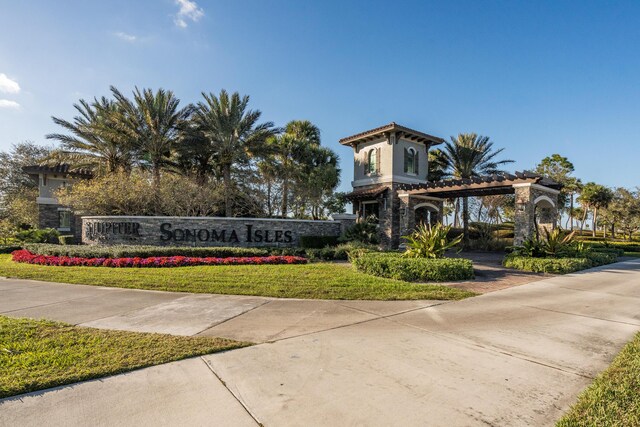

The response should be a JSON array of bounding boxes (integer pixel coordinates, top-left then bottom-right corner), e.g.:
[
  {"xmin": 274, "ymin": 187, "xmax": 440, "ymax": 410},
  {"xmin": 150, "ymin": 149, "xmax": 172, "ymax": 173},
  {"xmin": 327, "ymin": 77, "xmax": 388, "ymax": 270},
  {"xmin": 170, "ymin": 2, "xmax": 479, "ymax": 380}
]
[{"xmin": 1, "ymin": 0, "xmax": 639, "ymax": 192}]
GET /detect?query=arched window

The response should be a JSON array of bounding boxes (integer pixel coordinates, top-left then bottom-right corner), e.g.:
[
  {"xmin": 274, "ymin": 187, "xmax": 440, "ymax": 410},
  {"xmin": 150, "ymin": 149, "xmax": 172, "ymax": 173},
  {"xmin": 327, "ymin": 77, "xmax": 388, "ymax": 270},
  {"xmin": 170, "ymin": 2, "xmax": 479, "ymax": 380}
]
[
  {"xmin": 404, "ymin": 147, "xmax": 419, "ymax": 175},
  {"xmin": 366, "ymin": 148, "xmax": 378, "ymax": 175}
]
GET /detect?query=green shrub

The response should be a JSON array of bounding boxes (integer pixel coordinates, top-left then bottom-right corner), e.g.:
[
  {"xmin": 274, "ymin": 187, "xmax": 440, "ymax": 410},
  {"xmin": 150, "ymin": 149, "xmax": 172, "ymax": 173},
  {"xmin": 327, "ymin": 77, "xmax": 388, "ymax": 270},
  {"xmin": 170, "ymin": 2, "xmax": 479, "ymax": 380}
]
[
  {"xmin": 590, "ymin": 247, "xmax": 625, "ymax": 257},
  {"xmin": 503, "ymin": 253, "xmax": 618, "ymax": 274},
  {"xmin": 340, "ymin": 218, "xmax": 379, "ymax": 244},
  {"xmin": 503, "ymin": 255, "xmax": 592, "ymax": 274},
  {"xmin": 588, "ymin": 242, "xmax": 640, "ymax": 253},
  {"xmin": 58, "ymin": 235, "xmax": 75, "ymax": 245},
  {"xmin": 586, "ymin": 252, "xmax": 618, "ymax": 267},
  {"xmin": 351, "ymin": 252, "xmax": 474, "ymax": 282},
  {"xmin": 299, "ymin": 235, "xmax": 340, "ymax": 249},
  {"xmin": 23, "ymin": 244, "xmax": 270, "ymax": 258},
  {"xmin": 299, "ymin": 242, "xmax": 377, "ymax": 261},
  {"xmin": 15, "ymin": 228, "xmax": 60, "ymax": 244},
  {"xmin": 403, "ymin": 223, "xmax": 462, "ymax": 259}
]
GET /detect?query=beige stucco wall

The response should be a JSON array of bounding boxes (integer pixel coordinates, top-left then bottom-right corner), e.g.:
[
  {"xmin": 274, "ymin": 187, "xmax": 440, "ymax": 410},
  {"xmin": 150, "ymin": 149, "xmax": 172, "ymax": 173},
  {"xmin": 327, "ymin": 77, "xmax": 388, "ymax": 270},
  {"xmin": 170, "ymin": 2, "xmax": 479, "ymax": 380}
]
[
  {"xmin": 352, "ymin": 136, "xmax": 430, "ymax": 187},
  {"xmin": 352, "ymin": 136, "xmax": 393, "ymax": 182},
  {"xmin": 39, "ymin": 176, "xmax": 70, "ymax": 199}
]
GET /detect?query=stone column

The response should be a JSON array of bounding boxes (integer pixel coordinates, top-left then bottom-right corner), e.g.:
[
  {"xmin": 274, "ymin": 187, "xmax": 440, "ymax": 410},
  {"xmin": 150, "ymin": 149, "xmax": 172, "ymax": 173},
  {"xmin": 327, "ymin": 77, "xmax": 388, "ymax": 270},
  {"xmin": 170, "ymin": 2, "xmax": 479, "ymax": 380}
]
[
  {"xmin": 514, "ymin": 186, "xmax": 536, "ymax": 246},
  {"xmin": 514, "ymin": 184, "xmax": 559, "ymax": 245}
]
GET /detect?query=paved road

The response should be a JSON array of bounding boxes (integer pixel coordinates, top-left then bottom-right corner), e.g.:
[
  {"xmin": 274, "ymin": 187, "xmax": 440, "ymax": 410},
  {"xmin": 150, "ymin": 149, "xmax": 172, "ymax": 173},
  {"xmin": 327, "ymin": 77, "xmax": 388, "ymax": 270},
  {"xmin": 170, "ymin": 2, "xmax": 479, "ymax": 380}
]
[{"xmin": 1, "ymin": 259, "xmax": 639, "ymax": 426}]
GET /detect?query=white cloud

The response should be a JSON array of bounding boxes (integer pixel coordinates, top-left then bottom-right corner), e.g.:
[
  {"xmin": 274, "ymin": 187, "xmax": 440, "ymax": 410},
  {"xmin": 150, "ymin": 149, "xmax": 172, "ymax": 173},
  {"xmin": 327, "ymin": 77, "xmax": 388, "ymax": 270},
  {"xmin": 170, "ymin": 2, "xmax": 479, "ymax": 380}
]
[
  {"xmin": 0, "ymin": 99, "xmax": 20, "ymax": 110},
  {"xmin": 174, "ymin": 0, "xmax": 204, "ymax": 28},
  {"xmin": 0, "ymin": 73, "xmax": 20, "ymax": 94},
  {"xmin": 114, "ymin": 31, "xmax": 137, "ymax": 42}
]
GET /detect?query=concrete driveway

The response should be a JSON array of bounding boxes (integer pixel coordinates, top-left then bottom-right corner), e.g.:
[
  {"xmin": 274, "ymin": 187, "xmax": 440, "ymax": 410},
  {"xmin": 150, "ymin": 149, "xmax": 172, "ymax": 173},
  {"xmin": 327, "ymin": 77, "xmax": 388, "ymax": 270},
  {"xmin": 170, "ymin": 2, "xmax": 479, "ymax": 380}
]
[{"xmin": 1, "ymin": 259, "xmax": 639, "ymax": 426}]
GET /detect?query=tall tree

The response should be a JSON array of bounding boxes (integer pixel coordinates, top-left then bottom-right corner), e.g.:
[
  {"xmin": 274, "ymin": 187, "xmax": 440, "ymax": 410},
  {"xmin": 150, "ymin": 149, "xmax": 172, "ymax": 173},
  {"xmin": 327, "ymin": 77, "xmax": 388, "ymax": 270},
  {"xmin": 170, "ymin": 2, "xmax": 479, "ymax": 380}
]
[
  {"xmin": 440, "ymin": 133, "xmax": 514, "ymax": 246},
  {"xmin": 110, "ymin": 87, "xmax": 191, "ymax": 193},
  {"xmin": 47, "ymin": 97, "xmax": 133, "ymax": 174},
  {"xmin": 192, "ymin": 90, "xmax": 275, "ymax": 217},
  {"xmin": 0, "ymin": 142, "xmax": 51, "ymax": 227},
  {"xmin": 578, "ymin": 182, "xmax": 614, "ymax": 237}
]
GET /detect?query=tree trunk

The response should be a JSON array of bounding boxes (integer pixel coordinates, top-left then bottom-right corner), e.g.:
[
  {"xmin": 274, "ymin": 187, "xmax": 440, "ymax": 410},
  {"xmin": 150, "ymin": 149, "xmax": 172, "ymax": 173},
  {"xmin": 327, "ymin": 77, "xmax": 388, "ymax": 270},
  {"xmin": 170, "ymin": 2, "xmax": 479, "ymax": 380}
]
[
  {"xmin": 611, "ymin": 223, "xmax": 616, "ymax": 239},
  {"xmin": 153, "ymin": 164, "xmax": 161, "ymax": 215},
  {"xmin": 453, "ymin": 199, "xmax": 460, "ymax": 228},
  {"xmin": 281, "ymin": 177, "xmax": 289, "ymax": 218},
  {"xmin": 569, "ymin": 193, "xmax": 575, "ymax": 231},
  {"xmin": 580, "ymin": 207, "xmax": 588, "ymax": 233},
  {"xmin": 462, "ymin": 196, "xmax": 470, "ymax": 248},
  {"xmin": 223, "ymin": 165, "xmax": 232, "ymax": 217},
  {"xmin": 592, "ymin": 207, "xmax": 598, "ymax": 238},
  {"xmin": 266, "ymin": 181, "xmax": 272, "ymax": 217}
]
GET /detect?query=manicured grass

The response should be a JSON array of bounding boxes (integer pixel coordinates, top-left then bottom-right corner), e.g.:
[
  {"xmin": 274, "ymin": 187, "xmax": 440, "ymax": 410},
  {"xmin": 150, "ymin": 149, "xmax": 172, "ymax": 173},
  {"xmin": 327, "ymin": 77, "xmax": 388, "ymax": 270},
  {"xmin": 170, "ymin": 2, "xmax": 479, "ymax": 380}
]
[
  {"xmin": 0, "ymin": 316, "xmax": 248, "ymax": 399},
  {"xmin": 557, "ymin": 332, "xmax": 640, "ymax": 426},
  {"xmin": 0, "ymin": 255, "xmax": 475, "ymax": 300}
]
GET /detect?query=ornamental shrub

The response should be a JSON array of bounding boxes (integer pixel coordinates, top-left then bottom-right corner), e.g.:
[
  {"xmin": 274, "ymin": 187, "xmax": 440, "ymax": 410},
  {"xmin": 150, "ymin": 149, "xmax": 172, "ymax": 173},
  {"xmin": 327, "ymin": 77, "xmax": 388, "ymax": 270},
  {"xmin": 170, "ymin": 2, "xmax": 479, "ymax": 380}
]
[
  {"xmin": 58, "ymin": 235, "xmax": 75, "ymax": 245},
  {"xmin": 340, "ymin": 217, "xmax": 379, "ymax": 244},
  {"xmin": 403, "ymin": 223, "xmax": 462, "ymax": 259},
  {"xmin": 351, "ymin": 252, "xmax": 474, "ymax": 282},
  {"xmin": 502, "ymin": 253, "xmax": 618, "ymax": 274},
  {"xmin": 11, "ymin": 250, "xmax": 307, "ymax": 268},
  {"xmin": 15, "ymin": 228, "xmax": 60, "ymax": 244},
  {"xmin": 299, "ymin": 236, "xmax": 340, "ymax": 249},
  {"xmin": 23, "ymin": 244, "xmax": 269, "ymax": 259}
]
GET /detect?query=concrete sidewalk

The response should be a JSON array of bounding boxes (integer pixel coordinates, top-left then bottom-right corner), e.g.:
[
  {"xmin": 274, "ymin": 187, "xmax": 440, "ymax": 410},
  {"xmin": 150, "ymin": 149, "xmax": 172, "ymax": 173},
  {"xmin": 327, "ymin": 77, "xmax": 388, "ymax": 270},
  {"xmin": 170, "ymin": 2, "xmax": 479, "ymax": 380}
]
[{"xmin": 1, "ymin": 259, "xmax": 640, "ymax": 426}]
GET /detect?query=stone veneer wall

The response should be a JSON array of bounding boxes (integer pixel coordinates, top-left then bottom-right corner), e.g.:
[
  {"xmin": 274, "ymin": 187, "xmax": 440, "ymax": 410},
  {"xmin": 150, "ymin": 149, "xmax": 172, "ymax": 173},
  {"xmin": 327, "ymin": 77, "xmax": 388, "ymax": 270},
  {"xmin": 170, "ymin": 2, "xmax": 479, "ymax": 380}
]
[
  {"xmin": 514, "ymin": 185, "xmax": 559, "ymax": 245},
  {"xmin": 81, "ymin": 216, "xmax": 344, "ymax": 248},
  {"xmin": 38, "ymin": 204, "xmax": 59, "ymax": 230}
]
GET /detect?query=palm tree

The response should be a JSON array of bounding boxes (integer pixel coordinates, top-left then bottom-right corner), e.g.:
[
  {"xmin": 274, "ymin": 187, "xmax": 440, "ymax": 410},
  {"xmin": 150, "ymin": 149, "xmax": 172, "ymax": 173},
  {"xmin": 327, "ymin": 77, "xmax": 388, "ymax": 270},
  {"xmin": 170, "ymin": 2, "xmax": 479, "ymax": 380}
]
[
  {"xmin": 277, "ymin": 120, "xmax": 322, "ymax": 217},
  {"xmin": 47, "ymin": 97, "xmax": 133, "ymax": 174},
  {"xmin": 440, "ymin": 133, "xmax": 514, "ymax": 246},
  {"xmin": 110, "ymin": 86, "xmax": 191, "ymax": 190},
  {"xmin": 192, "ymin": 90, "xmax": 275, "ymax": 217}
]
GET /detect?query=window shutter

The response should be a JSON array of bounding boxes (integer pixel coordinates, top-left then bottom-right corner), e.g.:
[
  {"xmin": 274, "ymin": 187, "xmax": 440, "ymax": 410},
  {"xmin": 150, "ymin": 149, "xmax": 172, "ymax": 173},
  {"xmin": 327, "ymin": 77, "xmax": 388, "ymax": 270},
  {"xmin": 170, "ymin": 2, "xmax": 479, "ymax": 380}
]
[
  {"xmin": 404, "ymin": 148, "xmax": 408, "ymax": 173},
  {"xmin": 415, "ymin": 151, "xmax": 419, "ymax": 176},
  {"xmin": 376, "ymin": 147, "xmax": 381, "ymax": 174},
  {"xmin": 364, "ymin": 150, "xmax": 369, "ymax": 175}
]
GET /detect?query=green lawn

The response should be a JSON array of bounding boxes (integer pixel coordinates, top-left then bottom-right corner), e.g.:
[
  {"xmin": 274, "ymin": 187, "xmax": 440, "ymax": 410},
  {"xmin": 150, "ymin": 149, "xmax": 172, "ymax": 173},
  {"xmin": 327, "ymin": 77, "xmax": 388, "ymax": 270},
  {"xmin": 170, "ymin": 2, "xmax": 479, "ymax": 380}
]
[
  {"xmin": 0, "ymin": 255, "xmax": 475, "ymax": 300},
  {"xmin": 557, "ymin": 332, "xmax": 640, "ymax": 426},
  {"xmin": 0, "ymin": 316, "xmax": 248, "ymax": 399}
]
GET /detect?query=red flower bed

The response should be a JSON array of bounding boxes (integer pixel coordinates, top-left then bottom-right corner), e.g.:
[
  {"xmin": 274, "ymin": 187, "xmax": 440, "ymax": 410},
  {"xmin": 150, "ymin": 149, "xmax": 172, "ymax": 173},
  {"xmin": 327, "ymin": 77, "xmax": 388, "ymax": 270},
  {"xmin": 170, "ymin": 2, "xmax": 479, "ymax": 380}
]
[{"xmin": 11, "ymin": 250, "xmax": 307, "ymax": 268}]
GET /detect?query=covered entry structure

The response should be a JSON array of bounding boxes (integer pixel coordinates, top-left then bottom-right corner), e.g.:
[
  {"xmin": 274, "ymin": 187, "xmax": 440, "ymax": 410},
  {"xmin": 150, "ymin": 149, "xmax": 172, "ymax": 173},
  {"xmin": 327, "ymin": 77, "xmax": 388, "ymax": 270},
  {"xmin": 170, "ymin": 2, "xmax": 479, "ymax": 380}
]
[
  {"xmin": 340, "ymin": 123, "xmax": 562, "ymax": 249},
  {"xmin": 398, "ymin": 171, "xmax": 562, "ymax": 247}
]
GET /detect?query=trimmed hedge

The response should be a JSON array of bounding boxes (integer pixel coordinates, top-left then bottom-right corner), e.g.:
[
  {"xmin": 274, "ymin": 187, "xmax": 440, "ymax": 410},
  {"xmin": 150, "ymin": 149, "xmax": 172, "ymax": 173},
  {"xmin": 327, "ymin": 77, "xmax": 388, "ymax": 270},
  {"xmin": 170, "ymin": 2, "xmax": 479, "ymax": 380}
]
[
  {"xmin": 351, "ymin": 252, "xmax": 474, "ymax": 282},
  {"xmin": 23, "ymin": 244, "xmax": 270, "ymax": 259},
  {"xmin": 299, "ymin": 235, "xmax": 340, "ymax": 249},
  {"xmin": 503, "ymin": 252, "xmax": 618, "ymax": 274},
  {"xmin": 589, "ymin": 242, "xmax": 640, "ymax": 253}
]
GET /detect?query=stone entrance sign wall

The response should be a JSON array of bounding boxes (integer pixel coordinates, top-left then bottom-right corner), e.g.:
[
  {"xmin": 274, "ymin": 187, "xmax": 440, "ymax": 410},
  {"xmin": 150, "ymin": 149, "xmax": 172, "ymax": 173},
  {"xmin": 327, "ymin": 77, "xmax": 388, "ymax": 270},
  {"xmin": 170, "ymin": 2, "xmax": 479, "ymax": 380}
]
[{"xmin": 82, "ymin": 216, "xmax": 349, "ymax": 247}]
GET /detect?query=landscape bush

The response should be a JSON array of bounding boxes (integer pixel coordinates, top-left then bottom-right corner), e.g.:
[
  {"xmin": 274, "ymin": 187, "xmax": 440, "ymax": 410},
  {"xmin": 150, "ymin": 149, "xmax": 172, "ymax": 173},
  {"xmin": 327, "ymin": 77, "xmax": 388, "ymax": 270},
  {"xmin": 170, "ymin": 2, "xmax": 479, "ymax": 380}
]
[
  {"xmin": 23, "ymin": 244, "xmax": 270, "ymax": 259},
  {"xmin": 58, "ymin": 235, "xmax": 75, "ymax": 245},
  {"xmin": 340, "ymin": 217, "xmax": 379, "ymax": 244},
  {"xmin": 299, "ymin": 235, "xmax": 340, "ymax": 249},
  {"xmin": 503, "ymin": 255, "xmax": 592, "ymax": 274},
  {"xmin": 588, "ymin": 241, "xmax": 640, "ymax": 253},
  {"xmin": 294, "ymin": 242, "xmax": 376, "ymax": 261},
  {"xmin": 351, "ymin": 252, "xmax": 474, "ymax": 282},
  {"xmin": 503, "ymin": 253, "xmax": 617, "ymax": 274},
  {"xmin": 15, "ymin": 228, "xmax": 60, "ymax": 244},
  {"xmin": 403, "ymin": 223, "xmax": 462, "ymax": 259},
  {"xmin": 12, "ymin": 249, "xmax": 307, "ymax": 268}
]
